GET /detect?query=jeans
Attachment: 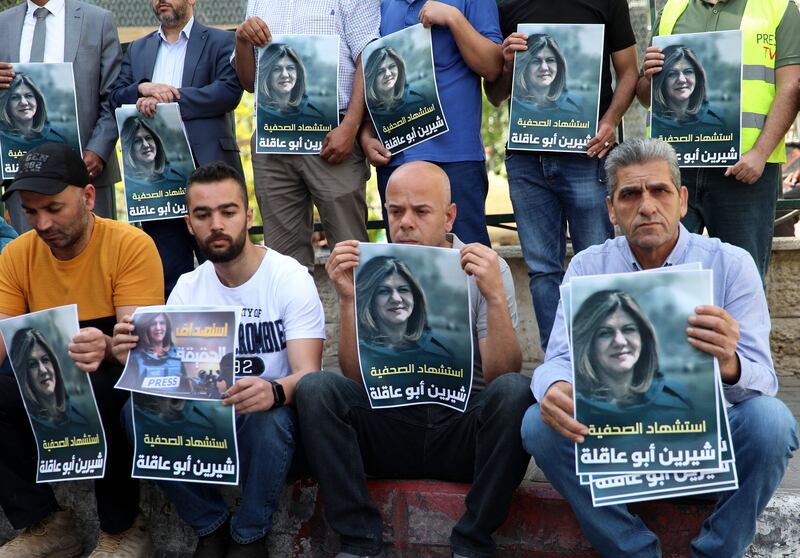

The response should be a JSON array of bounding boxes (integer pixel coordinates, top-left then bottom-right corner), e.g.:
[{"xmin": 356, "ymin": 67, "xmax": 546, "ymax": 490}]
[
  {"xmin": 377, "ymin": 160, "xmax": 491, "ymax": 246},
  {"xmin": 522, "ymin": 395, "xmax": 798, "ymax": 558},
  {"xmin": 505, "ymin": 152, "xmax": 613, "ymax": 351},
  {"xmin": 123, "ymin": 403, "xmax": 297, "ymax": 544},
  {"xmin": 295, "ymin": 371, "xmax": 533, "ymax": 557},
  {"xmin": 681, "ymin": 164, "xmax": 781, "ymax": 282},
  {"xmin": 142, "ymin": 218, "xmax": 204, "ymax": 300}
]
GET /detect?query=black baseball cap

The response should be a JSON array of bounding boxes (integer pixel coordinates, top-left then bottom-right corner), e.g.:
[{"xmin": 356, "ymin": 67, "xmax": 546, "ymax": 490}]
[{"xmin": 1, "ymin": 143, "xmax": 90, "ymax": 201}]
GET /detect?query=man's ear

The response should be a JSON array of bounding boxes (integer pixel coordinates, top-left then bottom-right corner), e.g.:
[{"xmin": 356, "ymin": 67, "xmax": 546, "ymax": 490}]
[
  {"xmin": 606, "ymin": 195, "xmax": 617, "ymax": 226},
  {"xmin": 445, "ymin": 202, "xmax": 456, "ymax": 233}
]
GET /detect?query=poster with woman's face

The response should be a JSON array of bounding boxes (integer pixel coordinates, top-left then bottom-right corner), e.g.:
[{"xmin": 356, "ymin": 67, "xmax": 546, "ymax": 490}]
[
  {"xmin": 361, "ymin": 24, "xmax": 448, "ymax": 155},
  {"xmin": 568, "ymin": 269, "xmax": 720, "ymax": 476},
  {"xmin": 115, "ymin": 305, "xmax": 240, "ymax": 401},
  {"xmin": 354, "ymin": 243, "xmax": 473, "ymax": 412},
  {"xmin": 650, "ymin": 30, "xmax": 742, "ymax": 167},
  {"xmin": 255, "ymin": 34, "xmax": 339, "ymax": 155},
  {"xmin": 0, "ymin": 63, "xmax": 81, "ymax": 179},
  {"xmin": 115, "ymin": 103, "xmax": 195, "ymax": 222},
  {"xmin": 508, "ymin": 24, "xmax": 603, "ymax": 153},
  {"xmin": 0, "ymin": 305, "xmax": 106, "ymax": 483}
]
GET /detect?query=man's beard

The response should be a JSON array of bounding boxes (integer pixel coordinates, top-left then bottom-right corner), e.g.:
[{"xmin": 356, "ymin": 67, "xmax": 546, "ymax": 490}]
[
  {"xmin": 153, "ymin": 2, "xmax": 187, "ymax": 27},
  {"xmin": 198, "ymin": 228, "xmax": 247, "ymax": 263}
]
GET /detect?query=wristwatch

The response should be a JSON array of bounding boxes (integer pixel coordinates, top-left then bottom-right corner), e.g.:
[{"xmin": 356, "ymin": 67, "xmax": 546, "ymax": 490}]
[{"xmin": 269, "ymin": 380, "xmax": 286, "ymax": 409}]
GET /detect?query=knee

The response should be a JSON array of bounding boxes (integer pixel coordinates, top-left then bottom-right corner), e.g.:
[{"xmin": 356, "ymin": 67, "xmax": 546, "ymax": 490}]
[
  {"xmin": 521, "ymin": 404, "xmax": 568, "ymax": 465},
  {"xmin": 484, "ymin": 373, "xmax": 535, "ymax": 416},
  {"xmin": 734, "ymin": 396, "xmax": 799, "ymax": 459},
  {"xmin": 294, "ymin": 370, "xmax": 333, "ymax": 406}
]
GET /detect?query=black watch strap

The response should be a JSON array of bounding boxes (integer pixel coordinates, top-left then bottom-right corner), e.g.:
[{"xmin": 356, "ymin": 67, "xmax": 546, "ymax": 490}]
[{"xmin": 269, "ymin": 380, "xmax": 286, "ymax": 409}]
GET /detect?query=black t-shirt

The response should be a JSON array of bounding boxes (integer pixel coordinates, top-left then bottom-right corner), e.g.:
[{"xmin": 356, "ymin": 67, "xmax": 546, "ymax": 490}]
[{"xmin": 498, "ymin": 0, "xmax": 636, "ymax": 119}]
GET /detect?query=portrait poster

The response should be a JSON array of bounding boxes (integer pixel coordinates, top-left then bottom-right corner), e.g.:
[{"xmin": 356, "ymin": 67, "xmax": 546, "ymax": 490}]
[
  {"xmin": 0, "ymin": 63, "xmax": 81, "ymax": 179},
  {"xmin": 361, "ymin": 24, "xmax": 448, "ymax": 155},
  {"xmin": 0, "ymin": 305, "xmax": 106, "ymax": 483},
  {"xmin": 255, "ymin": 34, "xmax": 339, "ymax": 155},
  {"xmin": 131, "ymin": 393, "xmax": 238, "ymax": 485},
  {"xmin": 650, "ymin": 30, "xmax": 742, "ymax": 167},
  {"xmin": 115, "ymin": 103, "xmax": 195, "ymax": 223},
  {"xmin": 570, "ymin": 269, "xmax": 721, "ymax": 475},
  {"xmin": 115, "ymin": 305, "xmax": 240, "ymax": 401},
  {"xmin": 508, "ymin": 24, "xmax": 603, "ymax": 153},
  {"xmin": 355, "ymin": 243, "xmax": 473, "ymax": 412}
]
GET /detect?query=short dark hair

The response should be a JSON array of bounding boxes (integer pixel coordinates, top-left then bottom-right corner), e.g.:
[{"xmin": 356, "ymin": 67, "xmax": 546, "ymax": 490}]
[{"xmin": 186, "ymin": 161, "xmax": 248, "ymax": 209}]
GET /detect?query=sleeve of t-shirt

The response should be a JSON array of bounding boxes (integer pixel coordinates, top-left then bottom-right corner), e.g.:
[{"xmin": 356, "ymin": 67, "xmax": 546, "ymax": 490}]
[
  {"xmin": 341, "ymin": 0, "xmax": 381, "ymax": 61},
  {"xmin": 776, "ymin": 1, "xmax": 800, "ymax": 68},
  {"xmin": 0, "ymin": 239, "xmax": 28, "ymax": 317},
  {"xmin": 166, "ymin": 276, "xmax": 188, "ymax": 305},
  {"xmin": 113, "ymin": 232, "xmax": 165, "ymax": 308},
  {"xmin": 280, "ymin": 267, "xmax": 326, "ymax": 341},
  {"xmin": 465, "ymin": 0, "xmax": 503, "ymax": 44},
  {"xmin": 608, "ymin": 0, "xmax": 637, "ymax": 53},
  {"xmin": 475, "ymin": 257, "xmax": 518, "ymax": 340}
]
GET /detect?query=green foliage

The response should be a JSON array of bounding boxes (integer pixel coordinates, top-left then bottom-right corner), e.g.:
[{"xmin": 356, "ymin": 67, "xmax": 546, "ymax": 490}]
[{"xmin": 481, "ymin": 94, "xmax": 508, "ymax": 177}]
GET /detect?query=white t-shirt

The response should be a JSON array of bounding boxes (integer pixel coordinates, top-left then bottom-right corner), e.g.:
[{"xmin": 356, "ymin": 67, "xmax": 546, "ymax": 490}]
[{"xmin": 168, "ymin": 247, "xmax": 325, "ymax": 381}]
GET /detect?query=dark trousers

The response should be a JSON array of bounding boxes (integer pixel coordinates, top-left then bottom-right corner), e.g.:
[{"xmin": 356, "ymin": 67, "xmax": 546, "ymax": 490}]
[
  {"xmin": 0, "ymin": 370, "xmax": 139, "ymax": 533},
  {"xmin": 295, "ymin": 371, "xmax": 533, "ymax": 558},
  {"xmin": 142, "ymin": 218, "xmax": 204, "ymax": 299}
]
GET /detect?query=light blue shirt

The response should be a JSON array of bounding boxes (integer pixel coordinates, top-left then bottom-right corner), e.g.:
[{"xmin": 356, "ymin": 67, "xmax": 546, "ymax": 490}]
[
  {"xmin": 532, "ymin": 223, "xmax": 776, "ymax": 406},
  {"xmin": 151, "ymin": 17, "xmax": 194, "ymax": 89}
]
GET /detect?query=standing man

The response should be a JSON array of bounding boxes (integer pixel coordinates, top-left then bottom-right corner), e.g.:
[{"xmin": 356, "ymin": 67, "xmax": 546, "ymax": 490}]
[
  {"xmin": 360, "ymin": 0, "xmax": 504, "ymax": 246},
  {"xmin": 637, "ymin": 0, "xmax": 800, "ymax": 280},
  {"xmin": 233, "ymin": 1, "xmax": 380, "ymax": 272},
  {"xmin": 484, "ymin": 0, "xmax": 640, "ymax": 352},
  {"xmin": 0, "ymin": 0, "xmax": 123, "ymax": 231},
  {"xmin": 114, "ymin": 162, "xmax": 325, "ymax": 557},
  {"xmin": 109, "ymin": 0, "xmax": 244, "ymax": 297},
  {"xmin": 0, "ymin": 143, "xmax": 164, "ymax": 558}
]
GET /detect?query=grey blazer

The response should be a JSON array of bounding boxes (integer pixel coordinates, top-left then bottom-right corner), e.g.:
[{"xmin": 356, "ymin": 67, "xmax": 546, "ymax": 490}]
[{"xmin": 0, "ymin": 0, "xmax": 122, "ymax": 187}]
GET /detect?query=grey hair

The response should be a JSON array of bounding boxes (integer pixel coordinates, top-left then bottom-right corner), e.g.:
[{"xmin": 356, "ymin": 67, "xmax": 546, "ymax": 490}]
[{"xmin": 604, "ymin": 138, "xmax": 681, "ymax": 196}]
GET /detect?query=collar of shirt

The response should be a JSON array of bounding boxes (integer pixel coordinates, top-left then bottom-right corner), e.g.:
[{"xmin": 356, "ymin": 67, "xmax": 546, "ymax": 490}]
[
  {"xmin": 158, "ymin": 16, "xmax": 194, "ymax": 44},
  {"xmin": 620, "ymin": 223, "xmax": 691, "ymax": 271},
  {"xmin": 26, "ymin": 0, "xmax": 65, "ymax": 18}
]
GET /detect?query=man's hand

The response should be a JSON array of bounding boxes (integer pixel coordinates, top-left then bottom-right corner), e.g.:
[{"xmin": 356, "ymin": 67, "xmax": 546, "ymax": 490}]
[
  {"xmin": 326, "ymin": 240, "xmax": 360, "ymax": 300},
  {"xmin": 137, "ymin": 82, "xmax": 180, "ymax": 104},
  {"xmin": 112, "ymin": 315, "xmax": 137, "ymax": 365},
  {"xmin": 362, "ymin": 136, "xmax": 391, "ymax": 167},
  {"xmin": 640, "ymin": 46, "xmax": 664, "ymax": 81},
  {"xmin": 460, "ymin": 243, "xmax": 504, "ymax": 303},
  {"xmin": 136, "ymin": 96, "xmax": 159, "ymax": 117},
  {"xmin": 320, "ymin": 123, "xmax": 357, "ymax": 165},
  {"xmin": 784, "ymin": 168, "xmax": 800, "ymax": 189},
  {"xmin": 540, "ymin": 381, "xmax": 588, "ymax": 443},
  {"xmin": 418, "ymin": 1, "xmax": 458, "ymax": 28},
  {"xmin": 236, "ymin": 16, "xmax": 272, "ymax": 47},
  {"xmin": 83, "ymin": 151, "xmax": 105, "ymax": 180},
  {"xmin": 0, "ymin": 63, "xmax": 14, "ymax": 89},
  {"xmin": 725, "ymin": 149, "xmax": 768, "ymax": 184},
  {"xmin": 500, "ymin": 32, "xmax": 528, "ymax": 75},
  {"xmin": 687, "ymin": 305, "xmax": 741, "ymax": 384},
  {"xmin": 69, "ymin": 327, "xmax": 108, "ymax": 372},
  {"xmin": 223, "ymin": 377, "xmax": 274, "ymax": 413},
  {"xmin": 586, "ymin": 119, "xmax": 616, "ymax": 159}
]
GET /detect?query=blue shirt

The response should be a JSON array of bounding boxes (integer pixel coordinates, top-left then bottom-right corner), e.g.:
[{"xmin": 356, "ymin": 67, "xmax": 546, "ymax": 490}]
[
  {"xmin": 152, "ymin": 17, "xmax": 193, "ymax": 89},
  {"xmin": 532, "ymin": 224, "xmax": 776, "ymax": 406},
  {"xmin": 380, "ymin": 0, "xmax": 502, "ymax": 165}
]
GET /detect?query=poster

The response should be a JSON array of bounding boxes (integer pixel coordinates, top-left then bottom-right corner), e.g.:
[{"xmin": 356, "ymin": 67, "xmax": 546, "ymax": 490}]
[
  {"xmin": 115, "ymin": 306, "xmax": 240, "ymax": 400},
  {"xmin": 255, "ymin": 35, "xmax": 339, "ymax": 155},
  {"xmin": 362, "ymin": 24, "xmax": 448, "ymax": 154},
  {"xmin": 0, "ymin": 305, "xmax": 106, "ymax": 482},
  {"xmin": 355, "ymin": 243, "xmax": 472, "ymax": 411},
  {"xmin": 0, "ymin": 63, "xmax": 81, "ymax": 179},
  {"xmin": 650, "ymin": 30, "xmax": 742, "ymax": 167},
  {"xmin": 115, "ymin": 103, "xmax": 195, "ymax": 222},
  {"xmin": 508, "ymin": 24, "xmax": 603, "ymax": 153}
]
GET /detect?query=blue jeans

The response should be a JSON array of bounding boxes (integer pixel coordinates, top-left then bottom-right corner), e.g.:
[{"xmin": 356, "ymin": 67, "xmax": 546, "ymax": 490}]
[
  {"xmin": 377, "ymin": 160, "xmax": 491, "ymax": 246},
  {"xmin": 681, "ymin": 164, "xmax": 780, "ymax": 282},
  {"xmin": 123, "ymin": 403, "xmax": 297, "ymax": 543},
  {"xmin": 505, "ymin": 152, "xmax": 613, "ymax": 351},
  {"xmin": 522, "ymin": 396, "xmax": 798, "ymax": 558}
]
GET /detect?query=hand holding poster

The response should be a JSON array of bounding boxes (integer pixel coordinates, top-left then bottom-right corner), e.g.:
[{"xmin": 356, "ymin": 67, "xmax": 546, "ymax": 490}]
[
  {"xmin": 0, "ymin": 305, "xmax": 106, "ymax": 482},
  {"xmin": 255, "ymin": 35, "xmax": 339, "ymax": 155},
  {"xmin": 115, "ymin": 306, "xmax": 240, "ymax": 400},
  {"xmin": 116, "ymin": 103, "xmax": 195, "ymax": 222},
  {"xmin": 650, "ymin": 30, "xmax": 742, "ymax": 167},
  {"xmin": 508, "ymin": 24, "xmax": 603, "ymax": 152},
  {"xmin": 362, "ymin": 24, "xmax": 448, "ymax": 154},
  {"xmin": 355, "ymin": 243, "xmax": 472, "ymax": 411},
  {"xmin": 0, "ymin": 63, "xmax": 81, "ymax": 179}
]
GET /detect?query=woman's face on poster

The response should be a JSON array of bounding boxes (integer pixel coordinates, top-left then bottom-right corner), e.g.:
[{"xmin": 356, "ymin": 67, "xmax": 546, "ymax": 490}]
[
  {"xmin": 527, "ymin": 46, "xmax": 558, "ymax": 92},
  {"xmin": 591, "ymin": 308, "xmax": 642, "ymax": 378},
  {"xmin": 269, "ymin": 55, "xmax": 298, "ymax": 98},
  {"xmin": 664, "ymin": 58, "xmax": 696, "ymax": 107},
  {"xmin": 27, "ymin": 341, "xmax": 56, "ymax": 399},
  {"xmin": 375, "ymin": 56, "xmax": 399, "ymax": 97},
  {"xmin": 133, "ymin": 127, "xmax": 157, "ymax": 165},
  {"xmin": 374, "ymin": 272, "xmax": 414, "ymax": 330},
  {"xmin": 8, "ymin": 83, "xmax": 37, "ymax": 125},
  {"xmin": 148, "ymin": 314, "xmax": 168, "ymax": 347}
]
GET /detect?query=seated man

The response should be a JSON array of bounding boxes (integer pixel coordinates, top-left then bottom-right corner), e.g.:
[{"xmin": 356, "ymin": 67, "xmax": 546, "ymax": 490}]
[
  {"xmin": 296, "ymin": 161, "xmax": 534, "ymax": 558},
  {"xmin": 113, "ymin": 162, "xmax": 325, "ymax": 558},
  {"xmin": 523, "ymin": 138, "xmax": 799, "ymax": 557}
]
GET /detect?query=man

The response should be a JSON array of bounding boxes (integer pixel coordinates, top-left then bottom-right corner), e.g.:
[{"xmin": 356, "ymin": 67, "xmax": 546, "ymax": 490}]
[
  {"xmin": 0, "ymin": 143, "xmax": 164, "ymax": 558},
  {"xmin": 233, "ymin": 0, "xmax": 380, "ymax": 271},
  {"xmin": 524, "ymin": 138, "xmax": 798, "ymax": 557},
  {"xmin": 637, "ymin": 0, "xmax": 800, "ymax": 280},
  {"xmin": 109, "ymin": 0, "xmax": 243, "ymax": 297},
  {"xmin": 484, "ymin": 0, "xmax": 640, "ymax": 352},
  {"xmin": 360, "ymin": 0, "xmax": 504, "ymax": 246},
  {"xmin": 296, "ymin": 161, "xmax": 533, "ymax": 558},
  {"xmin": 113, "ymin": 161, "xmax": 325, "ymax": 558},
  {"xmin": 0, "ymin": 0, "xmax": 123, "ymax": 230}
]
